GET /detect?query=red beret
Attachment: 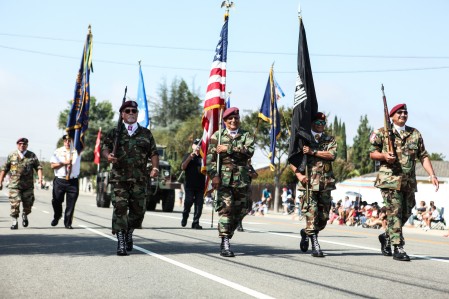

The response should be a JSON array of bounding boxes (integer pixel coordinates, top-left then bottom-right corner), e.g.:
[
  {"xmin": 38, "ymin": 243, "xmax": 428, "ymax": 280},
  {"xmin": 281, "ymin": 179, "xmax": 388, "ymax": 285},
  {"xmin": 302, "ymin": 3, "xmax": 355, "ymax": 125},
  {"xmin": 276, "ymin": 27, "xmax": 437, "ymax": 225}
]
[
  {"xmin": 16, "ymin": 137, "xmax": 29, "ymax": 144},
  {"xmin": 119, "ymin": 101, "xmax": 138, "ymax": 112},
  {"xmin": 389, "ymin": 103, "xmax": 407, "ymax": 117},
  {"xmin": 223, "ymin": 107, "xmax": 239, "ymax": 119},
  {"xmin": 312, "ymin": 112, "xmax": 326, "ymax": 121}
]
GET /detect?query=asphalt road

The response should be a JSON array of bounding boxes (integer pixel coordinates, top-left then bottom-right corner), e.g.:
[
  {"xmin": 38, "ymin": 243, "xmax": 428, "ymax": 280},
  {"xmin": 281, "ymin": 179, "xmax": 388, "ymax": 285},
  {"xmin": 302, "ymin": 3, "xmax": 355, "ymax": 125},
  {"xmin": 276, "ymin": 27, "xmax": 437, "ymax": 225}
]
[{"xmin": 1, "ymin": 188, "xmax": 448, "ymax": 299}]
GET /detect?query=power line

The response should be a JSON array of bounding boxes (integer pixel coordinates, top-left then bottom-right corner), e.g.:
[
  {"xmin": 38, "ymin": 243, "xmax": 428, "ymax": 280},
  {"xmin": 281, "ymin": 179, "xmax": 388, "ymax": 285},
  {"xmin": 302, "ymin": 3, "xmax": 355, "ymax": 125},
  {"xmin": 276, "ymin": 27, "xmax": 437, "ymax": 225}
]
[
  {"xmin": 2, "ymin": 32, "xmax": 449, "ymax": 59},
  {"xmin": 1, "ymin": 44, "xmax": 449, "ymax": 74}
]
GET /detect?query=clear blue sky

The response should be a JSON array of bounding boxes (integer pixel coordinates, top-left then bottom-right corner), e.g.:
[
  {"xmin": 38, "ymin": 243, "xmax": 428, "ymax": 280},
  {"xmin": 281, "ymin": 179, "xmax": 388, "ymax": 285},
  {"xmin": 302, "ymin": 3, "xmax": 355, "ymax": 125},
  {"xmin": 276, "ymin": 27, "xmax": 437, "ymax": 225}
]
[{"xmin": 1, "ymin": 0, "xmax": 448, "ymax": 167}]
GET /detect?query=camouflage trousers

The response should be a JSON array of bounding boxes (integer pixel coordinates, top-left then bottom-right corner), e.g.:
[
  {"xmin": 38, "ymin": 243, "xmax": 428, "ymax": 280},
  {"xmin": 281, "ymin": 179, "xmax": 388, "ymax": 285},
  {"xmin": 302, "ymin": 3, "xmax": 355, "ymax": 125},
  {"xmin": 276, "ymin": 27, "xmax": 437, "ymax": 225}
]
[
  {"xmin": 9, "ymin": 188, "xmax": 35, "ymax": 218},
  {"xmin": 303, "ymin": 190, "xmax": 332, "ymax": 235},
  {"xmin": 111, "ymin": 182, "xmax": 147, "ymax": 234},
  {"xmin": 215, "ymin": 185, "xmax": 249, "ymax": 238},
  {"xmin": 380, "ymin": 188, "xmax": 415, "ymax": 246}
]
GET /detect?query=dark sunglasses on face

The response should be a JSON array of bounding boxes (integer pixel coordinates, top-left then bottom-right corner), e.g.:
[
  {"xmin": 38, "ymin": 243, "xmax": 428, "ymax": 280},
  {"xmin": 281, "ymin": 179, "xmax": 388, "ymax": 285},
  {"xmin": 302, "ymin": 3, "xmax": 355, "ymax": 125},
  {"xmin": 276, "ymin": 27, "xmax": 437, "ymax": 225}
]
[
  {"xmin": 18, "ymin": 143, "xmax": 28, "ymax": 146},
  {"xmin": 396, "ymin": 110, "xmax": 408, "ymax": 115},
  {"xmin": 314, "ymin": 120, "xmax": 326, "ymax": 126},
  {"xmin": 226, "ymin": 116, "xmax": 240, "ymax": 121},
  {"xmin": 124, "ymin": 108, "xmax": 138, "ymax": 114}
]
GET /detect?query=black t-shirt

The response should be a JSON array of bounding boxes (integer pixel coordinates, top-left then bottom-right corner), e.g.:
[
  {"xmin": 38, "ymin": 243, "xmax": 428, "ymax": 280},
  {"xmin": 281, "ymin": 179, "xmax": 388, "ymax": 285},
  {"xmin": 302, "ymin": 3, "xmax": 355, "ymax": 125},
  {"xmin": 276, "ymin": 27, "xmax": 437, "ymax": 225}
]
[{"xmin": 182, "ymin": 153, "xmax": 205, "ymax": 190}]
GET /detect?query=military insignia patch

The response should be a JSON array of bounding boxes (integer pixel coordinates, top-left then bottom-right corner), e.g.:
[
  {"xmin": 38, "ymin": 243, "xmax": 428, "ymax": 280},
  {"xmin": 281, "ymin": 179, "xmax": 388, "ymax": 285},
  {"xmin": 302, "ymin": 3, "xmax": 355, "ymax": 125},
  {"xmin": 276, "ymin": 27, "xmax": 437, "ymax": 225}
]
[{"xmin": 369, "ymin": 132, "xmax": 377, "ymax": 143}]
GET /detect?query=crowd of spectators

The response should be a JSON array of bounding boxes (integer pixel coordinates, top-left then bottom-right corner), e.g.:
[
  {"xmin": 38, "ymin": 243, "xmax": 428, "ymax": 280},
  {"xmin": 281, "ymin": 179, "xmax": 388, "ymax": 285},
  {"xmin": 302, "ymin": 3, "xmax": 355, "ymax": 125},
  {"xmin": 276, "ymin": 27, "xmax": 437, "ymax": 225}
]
[
  {"xmin": 328, "ymin": 196, "xmax": 387, "ymax": 229},
  {"xmin": 407, "ymin": 200, "xmax": 445, "ymax": 231},
  {"xmin": 327, "ymin": 196, "xmax": 445, "ymax": 232}
]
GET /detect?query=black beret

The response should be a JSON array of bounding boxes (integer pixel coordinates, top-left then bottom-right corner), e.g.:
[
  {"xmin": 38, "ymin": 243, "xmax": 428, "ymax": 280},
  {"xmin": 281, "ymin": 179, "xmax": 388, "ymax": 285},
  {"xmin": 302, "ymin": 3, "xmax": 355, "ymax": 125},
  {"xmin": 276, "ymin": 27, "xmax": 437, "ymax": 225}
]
[
  {"xmin": 193, "ymin": 138, "xmax": 201, "ymax": 145},
  {"xmin": 62, "ymin": 134, "xmax": 72, "ymax": 141},
  {"xmin": 119, "ymin": 101, "xmax": 139, "ymax": 112},
  {"xmin": 16, "ymin": 137, "xmax": 28, "ymax": 144},
  {"xmin": 312, "ymin": 112, "xmax": 326, "ymax": 121}
]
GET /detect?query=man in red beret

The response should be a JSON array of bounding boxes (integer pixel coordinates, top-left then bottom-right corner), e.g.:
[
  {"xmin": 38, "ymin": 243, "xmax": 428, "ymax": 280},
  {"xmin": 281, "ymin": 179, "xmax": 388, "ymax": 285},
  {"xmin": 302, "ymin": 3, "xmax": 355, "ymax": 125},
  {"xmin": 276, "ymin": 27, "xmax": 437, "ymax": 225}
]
[
  {"xmin": 102, "ymin": 101, "xmax": 160, "ymax": 256},
  {"xmin": 289, "ymin": 112, "xmax": 337, "ymax": 257},
  {"xmin": 206, "ymin": 107, "xmax": 255, "ymax": 257},
  {"xmin": 0, "ymin": 138, "xmax": 43, "ymax": 229},
  {"xmin": 369, "ymin": 103, "xmax": 439, "ymax": 261}
]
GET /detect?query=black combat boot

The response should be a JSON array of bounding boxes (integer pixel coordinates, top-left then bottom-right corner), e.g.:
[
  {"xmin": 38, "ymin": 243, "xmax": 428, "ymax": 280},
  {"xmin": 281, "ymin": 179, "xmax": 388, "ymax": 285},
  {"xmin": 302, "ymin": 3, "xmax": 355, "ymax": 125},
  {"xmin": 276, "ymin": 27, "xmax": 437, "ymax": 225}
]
[
  {"xmin": 126, "ymin": 228, "xmax": 134, "ymax": 252},
  {"xmin": 378, "ymin": 233, "xmax": 392, "ymax": 256},
  {"xmin": 116, "ymin": 230, "xmax": 129, "ymax": 256},
  {"xmin": 309, "ymin": 234, "xmax": 324, "ymax": 257},
  {"xmin": 22, "ymin": 213, "xmax": 29, "ymax": 227},
  {"xmin": 393, "ymin": 245, "xmax": 410, "ymax": 261},
  {"xmin": 220, "ymin": 236, "xmax": 235, "ymax": 257},
  {"xmin": 237, "ymin": 220, "xmax": 244, "ymax": 232},
  {"xmin": 300, "ymin": 229, "xmax": 309, "ymax": 252},
  {"xmin": 11, "ymin": 217, "xmax": 18, "ymax": 230}
]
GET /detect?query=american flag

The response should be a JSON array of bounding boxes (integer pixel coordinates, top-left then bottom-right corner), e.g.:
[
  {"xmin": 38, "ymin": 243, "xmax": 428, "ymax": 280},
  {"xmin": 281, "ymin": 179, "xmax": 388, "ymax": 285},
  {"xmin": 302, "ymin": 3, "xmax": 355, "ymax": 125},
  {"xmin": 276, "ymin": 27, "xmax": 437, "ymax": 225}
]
[{"xmin": 200, "ymin": 16, "xmax": 228, "ymax": 175}]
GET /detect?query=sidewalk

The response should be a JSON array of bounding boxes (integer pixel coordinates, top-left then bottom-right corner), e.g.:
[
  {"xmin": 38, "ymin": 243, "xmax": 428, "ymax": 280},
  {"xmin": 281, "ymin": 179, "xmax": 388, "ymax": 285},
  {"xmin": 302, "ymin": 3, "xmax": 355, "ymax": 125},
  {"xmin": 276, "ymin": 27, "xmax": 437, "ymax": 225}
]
[{"xmin": 247, "ymin": 208, "xmax": 448, "ymax": 237}]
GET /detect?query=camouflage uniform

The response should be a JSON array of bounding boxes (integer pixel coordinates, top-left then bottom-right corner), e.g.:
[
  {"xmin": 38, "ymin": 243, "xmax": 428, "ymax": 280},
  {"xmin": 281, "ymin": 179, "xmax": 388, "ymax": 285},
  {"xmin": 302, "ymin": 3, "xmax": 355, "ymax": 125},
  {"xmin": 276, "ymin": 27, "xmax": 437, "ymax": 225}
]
[
  {"xmin": 102, "ymin": 124, "xmax": 158, "ymax": 234},
  {"xmin": 297, "ymin": 133, "xmax": 337, "ymax": 235},
  {"xmin": 369, "ymin": 126, "xmax": 428, "ymax": 246},
  {"xmin": 206, "ymin": 128, "xmax": 255, "ymax": 238},
  {"xmin": 1, "ymin": 151, "xmax": 42, "ymax": 217}
]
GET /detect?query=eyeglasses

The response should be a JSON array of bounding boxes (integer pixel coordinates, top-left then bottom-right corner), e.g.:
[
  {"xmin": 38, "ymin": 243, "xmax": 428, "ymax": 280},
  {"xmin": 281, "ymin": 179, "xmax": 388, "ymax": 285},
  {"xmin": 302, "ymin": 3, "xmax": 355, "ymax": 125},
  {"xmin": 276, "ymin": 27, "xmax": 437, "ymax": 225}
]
[
  {"xmin": 124, "ymin": 108, "xmax": 138, "ymax": 114},
  {"xmin": 396, "ymin": 110, "xmax": 408, "ymax": 115},
  {"xmin": 226, "ymin": 116, "xmax": 240, "ymax": 121},
  {"xmin": 314, "ymin": 120, "xmax": 326, "ymax": 126}
]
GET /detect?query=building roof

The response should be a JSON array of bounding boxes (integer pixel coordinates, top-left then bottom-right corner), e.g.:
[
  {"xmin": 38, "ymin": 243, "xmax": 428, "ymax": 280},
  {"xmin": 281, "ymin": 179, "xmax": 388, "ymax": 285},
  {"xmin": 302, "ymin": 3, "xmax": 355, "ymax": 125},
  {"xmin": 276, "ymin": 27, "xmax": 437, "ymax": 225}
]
[{"xmin": 361, "ymin": 160, "xmax": 449, "ymax": 181}]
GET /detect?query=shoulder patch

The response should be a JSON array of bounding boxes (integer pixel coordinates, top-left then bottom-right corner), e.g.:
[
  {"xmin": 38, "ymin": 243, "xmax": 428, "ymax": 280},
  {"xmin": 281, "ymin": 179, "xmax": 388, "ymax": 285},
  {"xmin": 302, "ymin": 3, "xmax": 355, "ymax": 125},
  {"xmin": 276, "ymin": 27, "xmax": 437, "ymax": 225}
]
[{"xmin": 369, "ymin": 131, "xmax": 377, "ymax": 143}]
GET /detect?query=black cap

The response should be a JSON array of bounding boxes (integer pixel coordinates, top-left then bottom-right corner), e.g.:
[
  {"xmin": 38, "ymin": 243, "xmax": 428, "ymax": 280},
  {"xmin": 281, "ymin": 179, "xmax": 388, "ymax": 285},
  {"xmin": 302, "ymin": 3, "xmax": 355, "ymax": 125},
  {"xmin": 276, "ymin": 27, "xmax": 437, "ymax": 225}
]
[
  {"xmin": 16, "ymin": 137, "xmax": 28, "ymax": 144},
  {"xmin": 193, "ymin": 138, "xmax": 201, "ymax": 145}
]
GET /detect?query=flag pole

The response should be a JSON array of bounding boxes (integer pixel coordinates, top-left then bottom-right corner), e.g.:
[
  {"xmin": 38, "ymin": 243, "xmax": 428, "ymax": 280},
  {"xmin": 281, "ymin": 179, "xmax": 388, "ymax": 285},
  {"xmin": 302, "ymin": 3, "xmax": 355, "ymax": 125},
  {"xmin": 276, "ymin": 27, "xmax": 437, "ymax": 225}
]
[{"xmin": 211, "ymin": 0, "xmax": 233, "ymax": 228}]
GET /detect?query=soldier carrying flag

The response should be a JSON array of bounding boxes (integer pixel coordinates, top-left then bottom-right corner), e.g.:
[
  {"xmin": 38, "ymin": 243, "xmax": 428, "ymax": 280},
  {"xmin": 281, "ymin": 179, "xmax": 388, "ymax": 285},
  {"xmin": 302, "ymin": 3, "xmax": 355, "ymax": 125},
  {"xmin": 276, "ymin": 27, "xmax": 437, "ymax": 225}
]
[{"xmin": 288, "ymin": 8, "xmax": 337, "ymax": 257}]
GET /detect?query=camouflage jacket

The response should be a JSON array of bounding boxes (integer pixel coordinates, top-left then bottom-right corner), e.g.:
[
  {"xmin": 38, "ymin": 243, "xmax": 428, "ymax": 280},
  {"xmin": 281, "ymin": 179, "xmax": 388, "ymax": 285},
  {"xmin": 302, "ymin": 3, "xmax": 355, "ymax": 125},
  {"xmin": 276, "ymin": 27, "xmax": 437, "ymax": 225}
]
[
  {"xmin": 297, "ymin": 133, "xmax": 337, "ymax": 192},
  {"xmin": 206, "ymin": 128, "xmax": 255, "ymax": 188},
  {"xmin": 1, "ymin": 150, "xmax": 42, "ymax": 190},
  {"xmin": 369, "ymin": 126, "xmax": 428, "ymax": 191},
  {"xmin": 102, "ymin": 123, "xmax": 158, "ymax": 184}
]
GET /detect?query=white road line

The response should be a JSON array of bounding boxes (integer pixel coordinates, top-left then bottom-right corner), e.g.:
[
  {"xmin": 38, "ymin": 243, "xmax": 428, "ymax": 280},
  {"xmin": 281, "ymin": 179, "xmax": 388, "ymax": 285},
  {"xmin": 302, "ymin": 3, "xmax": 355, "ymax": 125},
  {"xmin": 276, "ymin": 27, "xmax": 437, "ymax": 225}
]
[
  {"xmin": 147, "ymin": 212, "xmax": 263, "ymax": 225},
  {"xmin": 79, "ymin": 224, "xmax": 275, "ymax": 299},
  {"xmin": 242, "ymin": 228, "xmax": 449, "ymax": 264},
  {"xmin": 148, "ymin": 212, "xmax": 449, "ymax": 264}
]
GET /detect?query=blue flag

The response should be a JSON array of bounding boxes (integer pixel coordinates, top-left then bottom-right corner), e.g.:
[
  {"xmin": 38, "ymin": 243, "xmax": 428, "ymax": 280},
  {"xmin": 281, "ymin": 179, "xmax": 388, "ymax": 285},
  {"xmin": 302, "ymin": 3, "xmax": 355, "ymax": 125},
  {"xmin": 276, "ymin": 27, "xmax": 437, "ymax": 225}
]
[
  {"xmin": 136, "ymin": 64, "xmax": 149, "ymax": 128},
  {"xmin": 258, "ymin": 67, "xmax": 281, "ymax": 171},
  {"xmin": 66, "ymin": 26, "xmax": 93, "ymax": 154}
]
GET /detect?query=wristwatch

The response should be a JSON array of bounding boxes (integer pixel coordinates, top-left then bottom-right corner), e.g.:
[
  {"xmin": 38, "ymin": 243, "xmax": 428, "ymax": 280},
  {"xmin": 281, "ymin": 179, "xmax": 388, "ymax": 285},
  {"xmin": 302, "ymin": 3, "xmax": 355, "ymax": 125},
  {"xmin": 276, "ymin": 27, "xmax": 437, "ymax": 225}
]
[{"xmin": 312, "ymin": 149, "xmax": 317, "ymax": 156}]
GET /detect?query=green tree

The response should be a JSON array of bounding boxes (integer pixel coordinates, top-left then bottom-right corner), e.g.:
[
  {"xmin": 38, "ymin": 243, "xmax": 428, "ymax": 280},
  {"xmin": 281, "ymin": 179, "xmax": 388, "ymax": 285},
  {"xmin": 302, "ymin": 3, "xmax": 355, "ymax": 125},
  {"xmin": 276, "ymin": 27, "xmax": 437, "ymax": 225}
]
[
  {"xmin": 151, "ymin": 78, "xmax": 202, "ymax": 127},
  {"xmin": 429, "ymin": 153, "xmax": 446, "ymax": 161},
  {"xmin": 351, "ymin": 115, "xmax": 374, "ymax": 175}
]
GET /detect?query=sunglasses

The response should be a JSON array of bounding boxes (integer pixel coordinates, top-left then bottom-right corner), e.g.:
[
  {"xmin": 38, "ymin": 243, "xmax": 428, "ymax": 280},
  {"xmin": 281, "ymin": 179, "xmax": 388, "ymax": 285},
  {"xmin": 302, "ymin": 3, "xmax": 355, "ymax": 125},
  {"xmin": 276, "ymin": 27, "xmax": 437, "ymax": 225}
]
[
  {"xmin": 314, "ymin": 120, "xmax": 326, "ymax": 126},
  {"xmin": 18, "ymin": 143, "xmax": 28, "ymax": 146},
  {"xmin": 124, "ymin": 108, "xmax": 138, "ymax": 114},
  {"xmin": 396, "ymin": 110, "xmax": 408, "ymax": 115},
  {"xmin": 226, "ymin": 116, "xmax": 240, "ymax": 121}
]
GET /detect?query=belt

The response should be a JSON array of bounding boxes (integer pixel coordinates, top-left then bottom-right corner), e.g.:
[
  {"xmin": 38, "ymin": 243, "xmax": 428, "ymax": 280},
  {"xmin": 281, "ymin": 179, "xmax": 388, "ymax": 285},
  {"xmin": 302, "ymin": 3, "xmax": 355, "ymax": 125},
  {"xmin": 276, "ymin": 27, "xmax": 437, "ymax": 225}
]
[{"xmin": 56, "ymin": 177, "xmax": 78, "ymax": 180}]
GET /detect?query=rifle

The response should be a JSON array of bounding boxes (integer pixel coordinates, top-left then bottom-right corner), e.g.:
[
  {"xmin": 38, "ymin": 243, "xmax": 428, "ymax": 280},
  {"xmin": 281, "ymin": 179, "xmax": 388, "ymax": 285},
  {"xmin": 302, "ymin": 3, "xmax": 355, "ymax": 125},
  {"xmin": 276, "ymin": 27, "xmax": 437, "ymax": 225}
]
[
  {"xmin": 112, "ymin": 86, "xmax": 127, "ymax": 156},
  {"xmin": 381, "ymin": 84, "xmax": 397, "ymax": 157}
]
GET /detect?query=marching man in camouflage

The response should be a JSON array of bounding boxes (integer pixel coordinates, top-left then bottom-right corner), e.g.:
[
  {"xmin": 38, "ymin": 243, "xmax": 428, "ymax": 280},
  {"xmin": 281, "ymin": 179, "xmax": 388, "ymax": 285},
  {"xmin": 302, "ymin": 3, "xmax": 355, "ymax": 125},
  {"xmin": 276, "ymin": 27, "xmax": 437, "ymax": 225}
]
[
  {"xmin": 289, "ymin": 112, "xmax": 337, "ymax": 257},
  {"xmin": 0, "ymin": 138, "xmax": 43, "ymax": 230},
  {"xmin": 369, "ymin": 103, "xmax": 439, "ymax": 261},
  {"xmin": 207, "ymin": 107, "xmax": 255, "ymax": 257},
  {"xmin": 102, "ymin": 101, "xmax": 159, "ymax": 256}
]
